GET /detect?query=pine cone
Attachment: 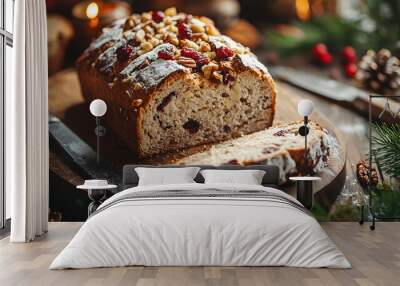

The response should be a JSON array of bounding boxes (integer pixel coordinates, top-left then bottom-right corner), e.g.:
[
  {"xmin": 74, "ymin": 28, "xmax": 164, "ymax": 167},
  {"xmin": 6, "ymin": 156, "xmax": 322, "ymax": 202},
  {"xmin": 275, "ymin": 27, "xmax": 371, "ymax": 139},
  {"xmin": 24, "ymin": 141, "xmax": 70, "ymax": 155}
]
[
  {"xmin": 356, "ymin": 49, "xmax": 400, "ymax": 95},
  {"xmin": 356, "ymin": 160, "xmax": 379, "ymax": 187}
]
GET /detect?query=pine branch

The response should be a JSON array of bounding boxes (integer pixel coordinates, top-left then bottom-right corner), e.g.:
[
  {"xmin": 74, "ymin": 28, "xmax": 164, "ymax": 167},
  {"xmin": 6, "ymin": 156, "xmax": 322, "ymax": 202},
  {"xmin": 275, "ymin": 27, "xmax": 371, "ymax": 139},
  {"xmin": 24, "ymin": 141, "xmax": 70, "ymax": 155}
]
[{"xmin": 371, "ymin": 123, "xmax": 400, "ymax": 178}]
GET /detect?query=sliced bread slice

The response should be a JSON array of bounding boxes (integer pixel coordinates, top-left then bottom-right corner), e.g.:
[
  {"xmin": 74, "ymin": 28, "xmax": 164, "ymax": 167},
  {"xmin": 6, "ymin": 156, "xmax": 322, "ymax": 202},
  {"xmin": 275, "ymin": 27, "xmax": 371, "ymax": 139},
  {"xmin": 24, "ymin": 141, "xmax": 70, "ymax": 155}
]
[{"xmin": 148, "ymin": 121, "xmax": 335, "ymax": 184}]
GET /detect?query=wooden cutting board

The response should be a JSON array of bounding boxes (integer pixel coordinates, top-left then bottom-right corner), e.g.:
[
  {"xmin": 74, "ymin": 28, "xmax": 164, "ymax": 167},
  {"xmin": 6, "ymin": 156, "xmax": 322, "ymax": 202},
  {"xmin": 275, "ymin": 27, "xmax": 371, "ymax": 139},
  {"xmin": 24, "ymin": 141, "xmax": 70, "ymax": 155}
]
[{"xmin": 49, "ymin": 68, "xmax": 346, "ymax": 207}]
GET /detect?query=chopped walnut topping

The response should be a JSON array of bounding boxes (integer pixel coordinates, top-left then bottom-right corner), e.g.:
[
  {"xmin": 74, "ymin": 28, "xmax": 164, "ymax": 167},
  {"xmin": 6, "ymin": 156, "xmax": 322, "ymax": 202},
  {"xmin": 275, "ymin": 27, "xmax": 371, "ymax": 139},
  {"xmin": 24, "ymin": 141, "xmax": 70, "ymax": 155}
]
[
  {"xmin": 166, "ymin": 33, "xmax": 179, "ymax": 45},
  {"xmin": 199, "ymin": 42, "xmax": 211, "ymax": 52},
  {"xmin": 204, "ymin": 51, "xmax": 216, "ymax": 60},
  {"xmin": 191, "ymin": 23, "xmax": 205, "ymax": 33},
  {"xmin": 125, "ymin": 18, "xmax": 135, "ymax": 29},
  {"xmin": 180, "ymin": 39, "xmax": 199, "ymax": 50},
  {"xmin": 101, "ymin": 7, "xmax": 254, "ymax": 81},
  {"xmin": 164, "ymin": 7, "xmax": 177, "ymax": 17},
  {"xmin": 133, "ymin": 82, "xmax": 143, "ymax": 91},
  {"xmin": 133, "ymin": 82, "xmax": 143, "ymax": 90},
  {"xmin": 191, "ymin": 32, "xmax": 208, "ymax": 42},
  {"xmin": 141, "ymin": 12, "xmax": 152, "ymax": 22},
  {"xmin": 205, "ymin": 25, "xmax": 219, "ymax": 36},
  {"xmin": 177, "ymin": 56, "xmax": 197, "ymax": 68},
  {"xmin": 164, "ymin": 17, "xmax": 173, "ymax": 25},
  {"xmin": 141, "ymin": 41, "xmax": 153, "ymax": 52},
  {"xmin": 135, "ymin": 29, "xmax": 145, "ymax": 43},
  {"xmin": 212, "ymin": 71, "xmax": 223, "ymax": 82},
  {"xmin": 149, "ymin": 37, "xmax": 161, "ymax": 47},
  {"xmin": 168, "ymin": 25, "xmax": 178, "ymax": 33},
  {"xmin": 144, "ymin": 25, "xmax": 155, "ymax": 35},
  {"xmin": 123, "ymin": 30, "xmax": 134, "ymax": 38},
  {"xmin": 198, "ymin": 16, "xmax": 214, "ymax": 26},
  {"xmin": 202, "ymin": 62, "xmax": 218, "ymax": 79}
]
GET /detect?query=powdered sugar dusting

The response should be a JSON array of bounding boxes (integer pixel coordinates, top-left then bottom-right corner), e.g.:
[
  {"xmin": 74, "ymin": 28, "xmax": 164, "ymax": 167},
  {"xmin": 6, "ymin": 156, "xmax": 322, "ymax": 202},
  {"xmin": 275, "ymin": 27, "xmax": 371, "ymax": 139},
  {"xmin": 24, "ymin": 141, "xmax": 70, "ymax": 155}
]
[
  {"xmin": 128, "ymin": 59, "xmax": 187, "ymax": 90},
  {"xmin": 95, "ymin": 40, "xmax": 127, "ymax": 74},
  {"xmin": 90, "ymin": 27, "xmax": 123, "ymax": 50},
  {"xmin": 209, "ymin": 35, "xmax": 245, "ymax": 51},
  {"xmin": 238, "ymin": 54, "xmax": 269, "ymax": 74},
  {"xmin": 121, "ymin": 44, "xmax": 176, "ymax": 76}
]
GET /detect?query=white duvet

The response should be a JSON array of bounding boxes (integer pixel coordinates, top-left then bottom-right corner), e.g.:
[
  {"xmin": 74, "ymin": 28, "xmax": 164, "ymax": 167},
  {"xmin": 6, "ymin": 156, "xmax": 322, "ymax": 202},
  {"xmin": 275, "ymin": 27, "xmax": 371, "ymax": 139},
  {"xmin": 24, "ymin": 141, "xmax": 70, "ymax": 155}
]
[{"xmin": 50, "ymin": 183, "xmax": 351, "ymax": 269}]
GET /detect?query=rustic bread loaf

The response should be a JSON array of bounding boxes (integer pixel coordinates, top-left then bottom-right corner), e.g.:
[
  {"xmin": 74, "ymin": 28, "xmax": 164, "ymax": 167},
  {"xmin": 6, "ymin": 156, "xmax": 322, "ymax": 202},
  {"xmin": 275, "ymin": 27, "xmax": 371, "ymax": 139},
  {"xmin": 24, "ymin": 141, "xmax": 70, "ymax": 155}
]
[
  {"xmin": 149, "ymin": 121, "xmax": 333, "ymax": 183},
  {"xmin": 77, "ymin": 7, "xmax": 276, "ymax": 158}
]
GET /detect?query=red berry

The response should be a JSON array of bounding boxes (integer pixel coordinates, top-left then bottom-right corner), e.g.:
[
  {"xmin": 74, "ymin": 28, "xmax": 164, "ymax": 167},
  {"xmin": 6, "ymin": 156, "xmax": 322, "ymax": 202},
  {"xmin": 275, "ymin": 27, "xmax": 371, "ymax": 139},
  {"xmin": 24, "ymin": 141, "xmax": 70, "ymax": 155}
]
[
  {"xmin": 345, "ymin": 63, "xmax": 357, "ymax": 78},
  {"xmin": 152, "ymin": 11, "xmax": 164, "ymax": 23},
  {"xmin": 312, "ymin": 43, "xmax": 328, "ymax": 58},
  {"xmin": 158, "ymin": 50, "xmax": 174, "ymax": 60},
  {"xmin": 319, "ymin": 52, "xmax": 332, "ymax": 65},
  {"xmin": 312, "ymin": 43, "xmax": 333, "ymax": 65},
  {"xmin": 178, "ymin": 22, "xmax": 192, "ymax": 39},
  {"xmin": 116, "ymin": 44, "xmax": 133, "ymax": 62},
  {"xmin": 216, "ymin": 47, "xmax": 235, "ymax": 59},
  {"xmin": 342, "ymin": 46, "xmax": 357, "ymax": 63}
]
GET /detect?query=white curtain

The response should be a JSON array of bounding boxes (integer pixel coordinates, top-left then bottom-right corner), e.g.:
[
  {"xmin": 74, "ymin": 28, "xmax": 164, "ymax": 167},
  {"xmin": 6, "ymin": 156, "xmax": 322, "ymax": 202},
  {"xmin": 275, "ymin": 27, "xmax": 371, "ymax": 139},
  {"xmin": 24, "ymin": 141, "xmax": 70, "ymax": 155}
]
[{"xmin": 7, "ymin": 0, "xmax": 49, "ymax": 242}]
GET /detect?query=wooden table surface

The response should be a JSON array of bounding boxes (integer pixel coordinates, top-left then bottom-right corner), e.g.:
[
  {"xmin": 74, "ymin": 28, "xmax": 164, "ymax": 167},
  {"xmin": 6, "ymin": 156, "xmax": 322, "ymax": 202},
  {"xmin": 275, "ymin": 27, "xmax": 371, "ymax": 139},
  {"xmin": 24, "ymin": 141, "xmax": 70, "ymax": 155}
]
[{"xmin": 48, "ymin": 68, "xmax": 368, "ymax": 207}]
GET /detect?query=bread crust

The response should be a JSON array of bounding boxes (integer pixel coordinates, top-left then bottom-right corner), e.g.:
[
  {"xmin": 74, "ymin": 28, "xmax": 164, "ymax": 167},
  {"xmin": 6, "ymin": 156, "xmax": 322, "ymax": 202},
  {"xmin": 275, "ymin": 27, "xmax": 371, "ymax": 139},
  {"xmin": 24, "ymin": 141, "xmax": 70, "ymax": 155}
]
[{"xmin": 76, "ymin": 9, "xmax": 276, "ymax": 157}]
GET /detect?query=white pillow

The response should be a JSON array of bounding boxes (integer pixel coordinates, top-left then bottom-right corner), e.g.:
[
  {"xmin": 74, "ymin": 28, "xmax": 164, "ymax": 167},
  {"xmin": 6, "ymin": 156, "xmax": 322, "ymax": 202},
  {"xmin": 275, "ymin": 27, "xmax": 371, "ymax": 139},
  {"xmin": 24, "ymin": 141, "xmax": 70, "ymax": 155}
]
[
  {"xmin": 135, "ymin": 167, "xmax": 200, "ymax": 186},
  {"xmin": 200, "ymin": 169, "xmax": 266, "ymax": 185}
]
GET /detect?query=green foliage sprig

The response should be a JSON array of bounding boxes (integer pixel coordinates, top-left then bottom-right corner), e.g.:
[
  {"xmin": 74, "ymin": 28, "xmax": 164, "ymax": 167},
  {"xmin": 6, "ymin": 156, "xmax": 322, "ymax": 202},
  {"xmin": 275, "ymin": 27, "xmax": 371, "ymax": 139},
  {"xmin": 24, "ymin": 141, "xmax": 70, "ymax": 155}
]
[
  {"xmin": 372, "ymin": 123, "xmax": 400, "ymax": 178},
  {"xmin": 266, "ymin": 0, "xmax": 400, "ymax": 56}
]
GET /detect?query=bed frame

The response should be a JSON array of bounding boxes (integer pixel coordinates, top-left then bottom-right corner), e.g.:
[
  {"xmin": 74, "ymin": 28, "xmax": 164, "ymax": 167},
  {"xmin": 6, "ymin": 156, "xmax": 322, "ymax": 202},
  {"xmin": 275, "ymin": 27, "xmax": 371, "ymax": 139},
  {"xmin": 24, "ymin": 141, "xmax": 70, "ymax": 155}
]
[
  {"xmin": 122, "ymin": 165, "xmax": 280, "ymax": 189},
  {"xmin": 86, "ymin": 165, "xmax": 280, "ymax": 216}
]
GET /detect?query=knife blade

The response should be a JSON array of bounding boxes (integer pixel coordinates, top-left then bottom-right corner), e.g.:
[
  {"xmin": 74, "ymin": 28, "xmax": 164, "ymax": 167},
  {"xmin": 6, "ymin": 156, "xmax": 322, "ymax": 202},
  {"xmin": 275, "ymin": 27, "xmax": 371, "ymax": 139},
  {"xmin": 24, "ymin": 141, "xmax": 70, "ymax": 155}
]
[
  {"xmin": 268, "ymin": 66, "xmax": 400, "ymax": 123},
  {"xmin": 49, "ymin": 115, "xmax": 122, "ymax": 186},
  {"xmin": 269, "ymin": 66, "xmax": 370, "ymax": 103}
]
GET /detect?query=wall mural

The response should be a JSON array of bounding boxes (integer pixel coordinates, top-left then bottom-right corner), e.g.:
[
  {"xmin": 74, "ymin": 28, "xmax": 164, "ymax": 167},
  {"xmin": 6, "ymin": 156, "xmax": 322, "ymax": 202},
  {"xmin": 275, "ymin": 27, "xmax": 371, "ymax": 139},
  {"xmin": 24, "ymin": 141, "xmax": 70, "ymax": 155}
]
[{"xmin": 47, "ymin": 0, "xmax": 400, "ymax": 222}]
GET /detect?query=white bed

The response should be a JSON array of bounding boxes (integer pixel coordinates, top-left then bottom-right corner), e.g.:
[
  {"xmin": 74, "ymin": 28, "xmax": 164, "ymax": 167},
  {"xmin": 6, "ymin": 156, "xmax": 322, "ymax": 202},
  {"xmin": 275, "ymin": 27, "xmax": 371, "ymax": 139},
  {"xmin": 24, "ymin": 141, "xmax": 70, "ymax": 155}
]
[{"xmin": 50, "ymin": 183, "xmax": 351, "ymax": 269}]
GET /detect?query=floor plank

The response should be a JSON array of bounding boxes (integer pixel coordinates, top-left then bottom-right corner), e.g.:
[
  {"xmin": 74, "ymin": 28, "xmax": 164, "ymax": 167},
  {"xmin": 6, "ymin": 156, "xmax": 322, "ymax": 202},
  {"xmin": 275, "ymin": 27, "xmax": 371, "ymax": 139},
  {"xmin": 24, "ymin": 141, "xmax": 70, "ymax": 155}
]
[{"xmin": 0, "ymin": 222, "xmax": 399, "ymax": 286}]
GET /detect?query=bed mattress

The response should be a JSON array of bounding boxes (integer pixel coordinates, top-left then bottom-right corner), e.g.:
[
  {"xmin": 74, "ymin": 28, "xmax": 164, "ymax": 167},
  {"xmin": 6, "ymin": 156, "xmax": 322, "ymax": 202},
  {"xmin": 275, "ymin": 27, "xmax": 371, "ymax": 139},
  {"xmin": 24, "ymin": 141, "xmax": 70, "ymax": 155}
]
[{"xmin": 50, "ymin": 183, "xmax": 350, "ymax": 269}]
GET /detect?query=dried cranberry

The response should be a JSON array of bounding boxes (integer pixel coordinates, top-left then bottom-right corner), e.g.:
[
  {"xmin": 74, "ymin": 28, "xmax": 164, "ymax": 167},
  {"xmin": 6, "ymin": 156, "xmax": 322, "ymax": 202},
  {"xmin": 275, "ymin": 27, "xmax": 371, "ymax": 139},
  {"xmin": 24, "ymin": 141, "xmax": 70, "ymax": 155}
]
[
  {"xmin": 191, "ymin": 66, "xmax": 202, "ymax": 73},
  {"xmin": 178, "ymin": 22, "xmax": 192, "ymax": 39},
  {"xmin": 157, "ymin": 92, "xmax": 176, "ymax": 112},
  {"xmin": 152, "ymin": 11, "xmax": 164, "ymax": 23},
  {"xmin": 273, "ymin": 130, "xmax": 288, "ymax": 136},
  {"xmin": 216, "ymin": 47, "xmax": 235, "ymax": 59},
  {"xmin": 116, "ymin": 44, "xmax": 134, "ymax": 62},
  {"xmin": 158, "ymin": 50, "xmax": 174, "ymax": 60},
  {"xmin": 220, "ymin": 70, "xmax": 234, "ymax": 84},
  {"xmin": 218, "ymin": 70, "xmax": 235, "ymax": 85},
  {"xmin": 183, "ymin": 119, "xmax": 200, "ymax": 133},
  {"xmin": 180, "ymin": 48, "xmax": 209, "ymax": 66},
  {"xmin": 181, "ymin": 48, "xmax": 200, "ymax": 59},
  {"xmin": 183, "ymin": 15, "xmax": 192, "ymax": 23},
  {"xmin": 196, "ymin": 55, "xmax": 209, "ymax": 66}
]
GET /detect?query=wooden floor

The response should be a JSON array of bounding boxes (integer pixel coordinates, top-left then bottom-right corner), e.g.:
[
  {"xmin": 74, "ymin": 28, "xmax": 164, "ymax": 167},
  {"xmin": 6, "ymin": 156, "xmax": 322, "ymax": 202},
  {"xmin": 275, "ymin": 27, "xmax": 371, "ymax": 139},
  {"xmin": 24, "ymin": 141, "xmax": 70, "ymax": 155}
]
[{"xmin": 0, "ymin": 222, "xmax": 399, "ymax": 286}]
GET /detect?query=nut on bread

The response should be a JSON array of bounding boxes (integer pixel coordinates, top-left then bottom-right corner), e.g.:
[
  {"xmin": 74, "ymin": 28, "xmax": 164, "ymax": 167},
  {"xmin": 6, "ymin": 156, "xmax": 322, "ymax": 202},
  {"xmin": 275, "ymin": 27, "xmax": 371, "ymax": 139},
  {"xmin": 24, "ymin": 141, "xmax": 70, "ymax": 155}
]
[{"xmin": 77, "ymin": 8, "xmax": 277, "ymax": 158}]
